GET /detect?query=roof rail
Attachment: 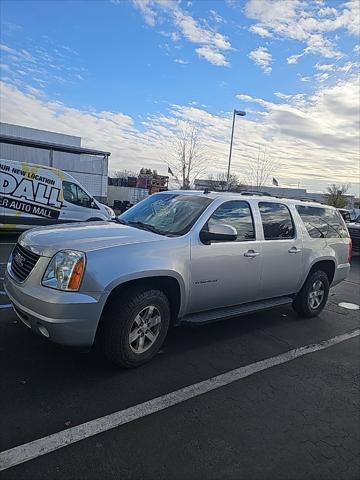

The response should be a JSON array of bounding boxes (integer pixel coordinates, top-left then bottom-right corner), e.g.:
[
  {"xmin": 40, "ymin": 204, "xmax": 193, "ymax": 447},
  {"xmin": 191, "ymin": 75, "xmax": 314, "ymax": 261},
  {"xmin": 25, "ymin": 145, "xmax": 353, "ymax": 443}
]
[
  {"xmin": 299, "ymin": 197, "xmax": 318, "ymax": 202},
  {"xmin": 240, "ymin": 191, "xmax": 272, "ymax": 197}
]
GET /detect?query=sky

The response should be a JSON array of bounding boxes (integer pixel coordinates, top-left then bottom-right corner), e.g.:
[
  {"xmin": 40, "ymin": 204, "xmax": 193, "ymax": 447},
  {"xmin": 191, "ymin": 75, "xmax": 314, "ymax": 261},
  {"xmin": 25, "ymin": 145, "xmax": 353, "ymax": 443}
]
[{"xmin": 0, "ymin": 0, "xmax": 359, "ymax": 194}]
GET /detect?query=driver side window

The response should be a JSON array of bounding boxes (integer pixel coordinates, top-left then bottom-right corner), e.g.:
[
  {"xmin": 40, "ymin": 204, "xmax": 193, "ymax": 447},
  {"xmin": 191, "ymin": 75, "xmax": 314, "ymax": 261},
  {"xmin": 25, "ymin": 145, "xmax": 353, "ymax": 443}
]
[
  {"xmin": 63, "ymin": 181, "xmax": 91, "ymax": 207},
  {"xmin": 76, "ymin": 185, "xmax": 91, "ymax": 207},
  {"xmin": 208, "ymin": 200, "xmax": 255, "ymax": 242}
]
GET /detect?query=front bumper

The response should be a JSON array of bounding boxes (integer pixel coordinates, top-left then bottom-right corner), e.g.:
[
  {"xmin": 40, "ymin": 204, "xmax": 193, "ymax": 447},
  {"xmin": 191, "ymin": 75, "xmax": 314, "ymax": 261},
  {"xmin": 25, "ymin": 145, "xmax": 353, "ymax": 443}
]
[{"xmin": 4, "ymin": 273, "xmax": 104, "ymax": 347}]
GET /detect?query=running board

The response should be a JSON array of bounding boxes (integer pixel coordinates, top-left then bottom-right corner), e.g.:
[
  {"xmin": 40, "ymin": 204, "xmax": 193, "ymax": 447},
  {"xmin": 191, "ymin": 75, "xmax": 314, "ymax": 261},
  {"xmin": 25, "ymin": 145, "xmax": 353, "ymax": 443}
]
[{"xmin": 181, "ymin": 297, "xmax": 293, "ymax": 325}]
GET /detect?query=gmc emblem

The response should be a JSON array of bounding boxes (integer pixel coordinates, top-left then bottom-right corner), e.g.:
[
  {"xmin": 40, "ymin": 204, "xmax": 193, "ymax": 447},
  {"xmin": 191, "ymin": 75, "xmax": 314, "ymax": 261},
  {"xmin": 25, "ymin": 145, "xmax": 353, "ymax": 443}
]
[{"xmin": 14, "ymin": 252, "xmax": 25, "ymax": 268}]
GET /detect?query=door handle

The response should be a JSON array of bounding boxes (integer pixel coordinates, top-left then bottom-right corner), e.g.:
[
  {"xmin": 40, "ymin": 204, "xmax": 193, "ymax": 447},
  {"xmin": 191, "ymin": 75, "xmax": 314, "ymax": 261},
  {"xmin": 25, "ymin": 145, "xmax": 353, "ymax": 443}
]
[
  {"xmin": 244, "ymin": 250, "xmax": 260, "ymax": 258},
  {"xmin": 288, "ymin": 246, "xmax": 301, "ymax": 254}
]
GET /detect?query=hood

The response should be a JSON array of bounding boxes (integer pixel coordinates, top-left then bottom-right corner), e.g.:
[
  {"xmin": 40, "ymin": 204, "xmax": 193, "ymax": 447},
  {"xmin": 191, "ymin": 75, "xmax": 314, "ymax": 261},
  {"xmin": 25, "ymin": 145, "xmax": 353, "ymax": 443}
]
[
  {"xmin": 347, "ymin": 222, "xmax": 360, "ymax": 228},
  {"xmin": 19, "ymin": 221, "xmax": 164, "ymax": 257}
]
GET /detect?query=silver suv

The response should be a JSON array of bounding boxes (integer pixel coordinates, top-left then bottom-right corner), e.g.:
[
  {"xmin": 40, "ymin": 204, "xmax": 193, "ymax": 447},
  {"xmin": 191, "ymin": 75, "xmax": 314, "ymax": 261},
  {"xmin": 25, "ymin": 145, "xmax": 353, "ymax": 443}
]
[{"xmin": 4, "ymin": 191, "xmax": 351, "ymax": 367}]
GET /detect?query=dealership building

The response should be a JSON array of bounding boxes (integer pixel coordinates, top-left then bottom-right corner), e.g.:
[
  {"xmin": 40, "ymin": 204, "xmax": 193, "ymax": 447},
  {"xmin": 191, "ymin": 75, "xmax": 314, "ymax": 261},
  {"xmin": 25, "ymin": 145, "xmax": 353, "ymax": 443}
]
[{"xmin": 0, "ymin": 123, "xmax": 110, "ymax": 203}]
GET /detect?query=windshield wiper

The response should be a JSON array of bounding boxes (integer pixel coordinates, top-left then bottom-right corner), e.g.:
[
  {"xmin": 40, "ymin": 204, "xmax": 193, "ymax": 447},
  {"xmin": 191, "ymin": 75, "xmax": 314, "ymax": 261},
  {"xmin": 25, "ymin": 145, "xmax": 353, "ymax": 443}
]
[
  {"xmin": 311, "ymin": 216, "xmax": 344, "ymax": 238},
  {"xmin": 127, "ymin": 221, "xmax": 165, "ymax": 236},
  {"xmin": 113, "ymin": 218, "xmax": 128, "ymax": 225},
  {"xmin": 308, "ymin": 222, "xmax": 325, "ymax": 238}
]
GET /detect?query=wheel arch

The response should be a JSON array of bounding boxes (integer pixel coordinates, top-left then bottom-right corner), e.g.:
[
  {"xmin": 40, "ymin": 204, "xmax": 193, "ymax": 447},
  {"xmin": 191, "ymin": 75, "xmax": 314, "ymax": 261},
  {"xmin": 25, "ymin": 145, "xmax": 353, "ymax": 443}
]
[
  {"xmin": 101, "ymin": 273, "xmax": 184, "ymax": 325},
  {"xmin": 306, "ymin": 259, "xmax": 336, "ymax": 286}
]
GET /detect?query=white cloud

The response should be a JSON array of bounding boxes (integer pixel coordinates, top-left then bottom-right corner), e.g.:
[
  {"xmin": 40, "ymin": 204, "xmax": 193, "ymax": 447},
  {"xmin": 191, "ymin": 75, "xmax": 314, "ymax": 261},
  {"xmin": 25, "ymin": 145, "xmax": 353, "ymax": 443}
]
[
  {"xmin": 246, "ymin": 0, "xmax": 359, "ymax": 62},
  {"xmin": 314, "ymin": 63, "xmax": 334, "ymax": 71},
  {"xmin": 248, "ymin": 46, "xmax": 273, "ymax": 74},
  {"xmin": 131, "ymin": 0, "xmax": 157, "ymax": 26},
  {"xmin": 130, "ymin": 0, "xmax": 232, "ymax": 66},
  {"xmin": 2, "ymin": 77, "xmax": 358, "ymax": 192},
  {"xmin": 210, "ymin": 10, "xmax": 226, "ymax": 24},
  {"xmin": 174, "ymin": 58, "xmax": 189, "ymax": 65},
  {"xmin": 196, "ymin": 47, "xmax": 229, "ymax": 67},
  {"xmin": 0, "ymin": 41, "xmax": 85, "ymax": 90},
  {"xmin": 249, "ymin": 25, "xmax": 272, "ymax": 38}
]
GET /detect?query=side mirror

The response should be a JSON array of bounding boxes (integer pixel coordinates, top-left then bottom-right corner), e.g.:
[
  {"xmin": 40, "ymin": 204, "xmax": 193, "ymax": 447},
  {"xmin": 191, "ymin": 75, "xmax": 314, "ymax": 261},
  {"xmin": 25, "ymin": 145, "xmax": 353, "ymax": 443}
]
[
  {"xmin": 200, "ymin": 223, "xmax": 237, "ymax": 245},
  {"xmin": 89, "ymin": 199, "xmax": 95, "ymax": 208}
]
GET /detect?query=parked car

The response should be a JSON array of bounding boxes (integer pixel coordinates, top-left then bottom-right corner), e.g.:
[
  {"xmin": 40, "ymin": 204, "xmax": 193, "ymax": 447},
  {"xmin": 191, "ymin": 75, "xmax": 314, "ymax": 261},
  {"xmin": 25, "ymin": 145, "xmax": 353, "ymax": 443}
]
[
  {"xmin": 338, "ymin": 208, "xmax": 352, "ymax": 223},
  {"xmin": 347, "ymin": 215, "xmax": 360, "ymax": 254},
  {"xmin": 0, "ymin": 159, "xmax": 114, "ymax": 230},
  {"xmin": 4, "ymin": 191, "xmax": 351, "ymax": 367}
]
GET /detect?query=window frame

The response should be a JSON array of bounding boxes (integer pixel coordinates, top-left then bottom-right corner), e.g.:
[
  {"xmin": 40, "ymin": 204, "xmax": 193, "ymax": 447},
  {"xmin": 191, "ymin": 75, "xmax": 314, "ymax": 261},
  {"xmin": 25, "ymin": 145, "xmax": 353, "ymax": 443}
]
[
  {"xmin": 204, "ymin": 199, "xmax": 256, "ymax": 243},
  {"xmin": 63, "ymin": 180, "xmax": 96, "ymax": 209},
  {"xmin": 258, "ymin": 201, "xmax": 296, "ymax": 241},
  {"xmin": 295, "ymin": 204, "xmax": 348, "ymax": 239}
]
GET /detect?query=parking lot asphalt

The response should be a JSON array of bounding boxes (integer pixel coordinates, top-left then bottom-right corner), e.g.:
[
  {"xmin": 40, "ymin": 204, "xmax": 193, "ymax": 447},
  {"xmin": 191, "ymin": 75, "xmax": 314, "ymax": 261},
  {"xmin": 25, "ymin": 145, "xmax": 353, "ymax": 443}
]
[{"xmin": 0, "ymin": 233, "xmax": 359, "ymax": 480}]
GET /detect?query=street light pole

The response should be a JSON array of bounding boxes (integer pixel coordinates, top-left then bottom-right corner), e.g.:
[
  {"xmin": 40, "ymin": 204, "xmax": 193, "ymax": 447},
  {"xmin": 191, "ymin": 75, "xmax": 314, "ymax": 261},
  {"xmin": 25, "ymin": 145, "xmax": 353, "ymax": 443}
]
[{"xmin": 226, "ymin": 109, "xmax": 246, "ymax": 190}]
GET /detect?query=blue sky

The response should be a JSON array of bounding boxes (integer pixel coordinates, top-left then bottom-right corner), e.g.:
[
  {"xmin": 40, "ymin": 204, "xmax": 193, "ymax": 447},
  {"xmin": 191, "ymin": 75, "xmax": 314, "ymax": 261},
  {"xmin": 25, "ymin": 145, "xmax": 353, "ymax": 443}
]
[{"xmin": 0, "ymin": 0, "xmax": 359, "ymax": 193}]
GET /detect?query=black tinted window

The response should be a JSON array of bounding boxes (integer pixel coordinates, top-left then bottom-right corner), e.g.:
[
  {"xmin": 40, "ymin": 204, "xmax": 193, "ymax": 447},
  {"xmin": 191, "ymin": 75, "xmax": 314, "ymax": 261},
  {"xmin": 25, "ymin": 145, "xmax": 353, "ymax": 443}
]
[
  {"xmin": 259, "ymin": 202, "xmax": 295, "ymax": 240},
  {"xmin": 63, "ymin": 181, "xmax": 91, "ymax": 207},
  {"xmin": 296, "ymin": 205, "xmax": 349, "ymax": 238},
  {"xmin": 208, "ymin": 201, "xmax": 255, "ymax": 241}
]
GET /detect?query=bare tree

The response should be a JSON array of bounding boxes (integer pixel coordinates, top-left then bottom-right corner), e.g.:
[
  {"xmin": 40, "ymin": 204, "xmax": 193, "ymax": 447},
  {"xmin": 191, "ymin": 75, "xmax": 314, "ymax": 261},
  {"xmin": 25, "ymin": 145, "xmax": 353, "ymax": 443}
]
[
  {"xmin": 167, "ymin": 122, "xmax": 208, "ymax": 189},
  {"xmin": 113, "ymin": 169, "xmax": 138, "ymax": 179},
  {"xmin": 207, "ymin": 172, "xmax": 242, "ymax": 192},
  {"xmin": 325, "ymin": 184, "xmax": 350, "ymax": 208},
  {"xmin": 244, "ymin": 148, "xmax": 276, "ymax": 189}
]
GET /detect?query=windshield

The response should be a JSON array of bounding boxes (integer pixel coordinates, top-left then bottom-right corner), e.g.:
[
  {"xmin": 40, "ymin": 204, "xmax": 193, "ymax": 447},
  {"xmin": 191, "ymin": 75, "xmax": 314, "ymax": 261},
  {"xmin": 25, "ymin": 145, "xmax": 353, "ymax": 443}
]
[
  {"xmin": 355, "ymin": 215, "xmax": 360, "ymax": 223},
  {"xmin": 117, "ymin": 193, "xmax": 213, "ymax": 236}
]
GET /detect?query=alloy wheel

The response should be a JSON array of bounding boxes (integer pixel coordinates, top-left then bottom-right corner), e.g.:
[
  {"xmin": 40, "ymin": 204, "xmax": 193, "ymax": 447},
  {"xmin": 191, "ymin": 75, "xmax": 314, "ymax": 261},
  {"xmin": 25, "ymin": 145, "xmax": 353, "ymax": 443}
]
[
  {"xmin": 128, "ymin": 305, "xmax": 162, "ymax": 354},
  {"xmin": 308, "ymin": 280, "xmax": 325, "ymax": 309}
]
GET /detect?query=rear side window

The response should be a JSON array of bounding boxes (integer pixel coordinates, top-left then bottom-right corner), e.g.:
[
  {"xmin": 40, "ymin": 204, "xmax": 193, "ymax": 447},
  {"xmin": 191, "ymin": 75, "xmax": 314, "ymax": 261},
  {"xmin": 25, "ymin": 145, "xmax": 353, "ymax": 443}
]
[
  {"xmin": 259, "ymin": 202, "xmax": 295, "ymax": 240},
  {"xmin": 296, "ymin": 205, "xmax": 349, "ymax": 238},
  {"xmin": 208, "ymin": 200, "xmax": 255, "ymax": 241}
]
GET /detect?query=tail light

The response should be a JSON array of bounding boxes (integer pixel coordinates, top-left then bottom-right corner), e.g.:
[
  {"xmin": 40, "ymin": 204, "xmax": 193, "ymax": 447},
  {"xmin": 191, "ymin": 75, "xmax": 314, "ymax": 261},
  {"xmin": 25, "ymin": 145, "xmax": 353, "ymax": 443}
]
[{"xmin": 348, "ymin": 239, "xmax": 352, "ymax": 263}]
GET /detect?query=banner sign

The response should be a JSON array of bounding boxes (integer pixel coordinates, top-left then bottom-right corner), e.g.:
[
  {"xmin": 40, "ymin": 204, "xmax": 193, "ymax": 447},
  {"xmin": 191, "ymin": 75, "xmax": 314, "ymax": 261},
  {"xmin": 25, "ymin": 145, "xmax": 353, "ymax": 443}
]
[{"xmin": 0, "ymin": 161, "xmax": 63, "ymax": 220}]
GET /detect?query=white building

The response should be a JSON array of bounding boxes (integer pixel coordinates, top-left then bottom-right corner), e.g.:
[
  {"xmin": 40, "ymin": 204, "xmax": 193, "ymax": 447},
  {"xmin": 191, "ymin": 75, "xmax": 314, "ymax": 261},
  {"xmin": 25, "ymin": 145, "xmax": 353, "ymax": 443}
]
[
  {"xmin": 0, "ymin": 123, "xmax": 110, "ymax": 202},
  {"xmin": 194, "ymin": 180, "xmax": 355, "ymax": 208}
]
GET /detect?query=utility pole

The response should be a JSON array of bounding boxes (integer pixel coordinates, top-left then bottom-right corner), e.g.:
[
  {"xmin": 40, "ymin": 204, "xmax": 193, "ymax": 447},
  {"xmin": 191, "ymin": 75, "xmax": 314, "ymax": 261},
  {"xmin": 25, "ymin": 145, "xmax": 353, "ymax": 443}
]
[{"xmin": 226, "ymin": 109, "xmax": 246, "ymax": 190}]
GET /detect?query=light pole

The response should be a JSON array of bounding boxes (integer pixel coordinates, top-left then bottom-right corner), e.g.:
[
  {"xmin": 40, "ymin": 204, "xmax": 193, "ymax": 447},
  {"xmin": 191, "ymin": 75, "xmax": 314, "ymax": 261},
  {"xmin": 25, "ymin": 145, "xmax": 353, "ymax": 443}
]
[{"xmin": 226, "ymin": 109, "xmax": 246, "ymax": 190}]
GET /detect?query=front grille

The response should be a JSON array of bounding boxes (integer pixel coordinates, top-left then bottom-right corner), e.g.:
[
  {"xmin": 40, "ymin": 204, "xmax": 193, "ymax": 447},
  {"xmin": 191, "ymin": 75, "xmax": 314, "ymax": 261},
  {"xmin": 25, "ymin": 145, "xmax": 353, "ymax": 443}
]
[
  {"xmin": 348, "ymin": 228, "xmax": 360, "ymax": 251},
  {"xmin": 348, "ymin": 228, "xmax": 360, "ymax": 239},
  {"xmin": 10, "ymin": 243, "xmax": 40, "ymax": 282}
]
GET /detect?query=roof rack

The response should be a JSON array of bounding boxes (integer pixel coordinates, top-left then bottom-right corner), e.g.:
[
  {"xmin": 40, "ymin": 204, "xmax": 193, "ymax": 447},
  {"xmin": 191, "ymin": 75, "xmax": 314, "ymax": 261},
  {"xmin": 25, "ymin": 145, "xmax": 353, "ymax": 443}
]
[
  {"xmin": 240, "ymin": 191, "xmax": 272, "ymax": 197},
  {"xmin": 299, "ymin": 197, "xmax": 318, "ymax": 202}
]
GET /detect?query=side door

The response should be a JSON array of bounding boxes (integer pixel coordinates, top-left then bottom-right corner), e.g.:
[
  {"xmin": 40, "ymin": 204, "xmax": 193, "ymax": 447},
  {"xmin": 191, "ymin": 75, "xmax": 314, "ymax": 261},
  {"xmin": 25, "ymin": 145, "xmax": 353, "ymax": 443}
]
[
  {"xmin": 59, "ymin": 180, "xmax": 98, "ymax": 222},
  {"xmin": 189, "ymin": 200, "xmax": 262, "ymax": 313},
  {"xmin": 257, "ymin": 201, "xmax": 303, "ymax": 299}
]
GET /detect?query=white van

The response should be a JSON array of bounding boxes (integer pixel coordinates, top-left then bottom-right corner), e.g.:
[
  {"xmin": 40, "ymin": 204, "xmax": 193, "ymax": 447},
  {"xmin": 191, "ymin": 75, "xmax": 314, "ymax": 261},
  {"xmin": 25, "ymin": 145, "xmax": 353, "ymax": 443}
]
[{"xmin": 0, "ymin": 159, "xmax": 114, "ymax": 230}]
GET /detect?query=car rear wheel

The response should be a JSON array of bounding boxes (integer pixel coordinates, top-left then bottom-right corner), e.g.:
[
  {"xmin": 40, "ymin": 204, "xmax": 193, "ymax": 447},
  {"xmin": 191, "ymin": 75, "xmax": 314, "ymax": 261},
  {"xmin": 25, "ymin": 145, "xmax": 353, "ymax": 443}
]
[
  {"xmin": 293, "ymin": 270, "xmax": 329, "ymax": 318},
  {"xmin": 99, "ymin": 287, "xmax": 170, "ymax": 368}
]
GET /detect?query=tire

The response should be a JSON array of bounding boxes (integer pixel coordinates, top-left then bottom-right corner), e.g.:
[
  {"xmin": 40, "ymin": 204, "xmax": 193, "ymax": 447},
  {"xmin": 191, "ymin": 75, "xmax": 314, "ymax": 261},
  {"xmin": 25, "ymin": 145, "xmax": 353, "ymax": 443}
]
[
  {"xmin": 293, "ymin": 270, "xmax": 329, "ymax": 318},
  {"xmin": 99, "ymin": 287, "xmax": 170, "ymax": 368}
]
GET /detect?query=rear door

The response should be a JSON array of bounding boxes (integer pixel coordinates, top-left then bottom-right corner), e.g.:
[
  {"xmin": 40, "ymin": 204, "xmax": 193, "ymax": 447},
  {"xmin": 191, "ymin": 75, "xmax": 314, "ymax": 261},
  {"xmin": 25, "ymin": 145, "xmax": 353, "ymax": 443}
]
[
  {"xmin": 189, "ymin": 200, "xmax": 263, "ymax": 313},
  {"xmin": 258, "ymin": 201, "xmax": 303, "ymax": 299}
]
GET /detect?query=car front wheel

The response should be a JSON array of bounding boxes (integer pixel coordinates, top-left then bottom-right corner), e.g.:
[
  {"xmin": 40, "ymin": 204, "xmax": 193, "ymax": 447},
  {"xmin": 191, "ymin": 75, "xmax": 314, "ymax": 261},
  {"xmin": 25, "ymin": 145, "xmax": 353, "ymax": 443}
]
[
  {"xmin": 293, "ymin": 270, "xmax": 329, "ymax": 318},
  {"xmin": 99, "ymin": 287, "xmax": 170, "ymax": 368}
]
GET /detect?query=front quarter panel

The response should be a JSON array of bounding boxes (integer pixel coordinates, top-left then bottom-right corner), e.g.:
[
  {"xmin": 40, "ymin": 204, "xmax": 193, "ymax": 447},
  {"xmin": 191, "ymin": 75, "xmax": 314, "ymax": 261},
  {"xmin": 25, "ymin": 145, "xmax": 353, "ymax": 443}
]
[{"xmin": 82, "ymin": 237, "xmax": 190, "ymax": 316}]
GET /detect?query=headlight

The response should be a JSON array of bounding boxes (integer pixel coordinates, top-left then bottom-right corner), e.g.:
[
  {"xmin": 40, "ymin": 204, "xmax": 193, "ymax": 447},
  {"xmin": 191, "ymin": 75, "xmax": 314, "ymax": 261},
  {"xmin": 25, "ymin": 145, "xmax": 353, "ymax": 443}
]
[
  {"xmin": 105, "ymin": 205, "xmax": 115, "ymax": 219},
  {"xmin": 42, "ymin": 250, "xmax": 86, "ymax": 291}
]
